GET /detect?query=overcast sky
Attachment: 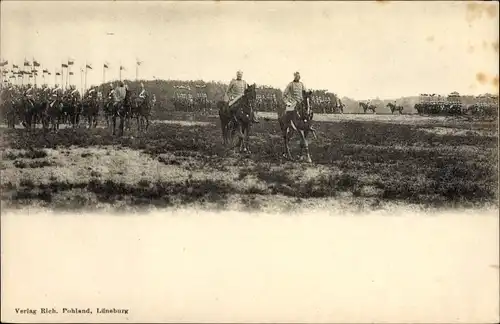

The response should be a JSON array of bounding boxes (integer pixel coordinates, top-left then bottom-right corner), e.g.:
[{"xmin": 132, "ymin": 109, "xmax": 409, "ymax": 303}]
[{"xmin": 1, "ymin": 1, "xmax": 498, "ymax": 99}]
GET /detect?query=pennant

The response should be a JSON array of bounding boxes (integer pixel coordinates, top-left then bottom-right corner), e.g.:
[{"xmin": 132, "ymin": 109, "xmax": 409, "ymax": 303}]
[
  {"xmin": 24, "ymin": 60, "xmax": 31, "ymax": 67},
  {"xmin": 69, "ymin": 72, "xmax": 74, "ymax": 75},
  {"xmin": 0, "ymin": 60, "xmax": 8, "ymax": 67},
  {"xmin": 136, "ymin": 61, "xmax": 142, "ymax": 66},
  {"xmin": 68, "ymin": 59, "xmax": 74, "ymax": 66},
  {"xmin": 62, "ymin": 63, "xmax": 68, "ymax": 68},
  {"xmin": 33, "ymin": 60, "xmax": 41, "ymax": 67},
  {"xmin": 13, "ymin": 64, "xmax": 19, "ymax": 69},
  {"xmin": 120, "ymin": 66, "xmax": 125, "ymax": 71},
  {"xmin": 86, "ymin": 64, "xmax": 92, "ymax": 70},
  {"xmin": 43, "ymin": 69, "xmax": 49, "ymax": 73},
  {"xmin": 104, "ymin": 63, "xmax": 109, "ymax": 69},
  {"xmin": 47, "ymin": 72, "xmax": 52, "ymax": 75},
  {"xmin": 56, "ymin": 72, "xmax": 61, "ymax": 76}
]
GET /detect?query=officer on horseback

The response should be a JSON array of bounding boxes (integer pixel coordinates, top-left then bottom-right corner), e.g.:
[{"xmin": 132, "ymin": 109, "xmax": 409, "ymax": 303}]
[
  {"xmin": 138, "ymin": 82, "xmax": 148, "ymax": 102},
  {"xmin": 225, "ymin": 70, "xmax": 259, "ymax": 123},
  {"xmin": 108, "ymin": 82, "xmax": 115, "ymax": 100},
  {"xmin": 113, "ymin": 81, "xmax": 126, "ymax": 107},
  {"xmin": 283, "ymin": 72, "xmax": 307, "ymax": 112}
]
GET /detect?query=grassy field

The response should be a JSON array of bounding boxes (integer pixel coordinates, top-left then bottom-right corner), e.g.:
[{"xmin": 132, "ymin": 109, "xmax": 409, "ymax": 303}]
[{"xmin": 1, "ymin": 112, "xmax": 498, "ymax": 212}]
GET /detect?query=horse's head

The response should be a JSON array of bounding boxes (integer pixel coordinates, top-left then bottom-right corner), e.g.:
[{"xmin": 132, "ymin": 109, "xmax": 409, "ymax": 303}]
[
  {"xmin": 243, "ymin": 83, "xmax": 257, "ymax": 112},
  {"xmin": 301, "ymin": 90, "xmax": 314, "ymax": 118}
]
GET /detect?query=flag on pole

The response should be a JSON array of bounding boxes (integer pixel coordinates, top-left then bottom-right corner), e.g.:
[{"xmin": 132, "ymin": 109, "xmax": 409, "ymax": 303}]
[
  {"xmin": 24, "ymin": 60, "xmax": 31, "ymax": 67},
  {"xmin": 68, "ymin": 59, "xmax": 74, "ymax": 66},
  {"xmin": 43, "ymin": 69, "xmax": 49, "ymax": 74},
  {"xmin": 86, "ymin": 64, "xmax": 92, "ymax": 70},
  {"xmin": 0, "ymin": 60, "xmax": 8, "ymax": 67},
  {"xmin": 62, "ymin": 63, "xmax": 68, "ymax": 68},
  {"xmin": 136, "ymin": 60, "xmax": 142, "ymax": 66},
  {"xmin": 69, "ymin": 72, "xmax": 74, "ymax": 75},
  {"xmin": 13, "ymin": 64, "xmax": 19, "ymax": 69},
  {"xmin": 33, "ymin": 60, "xmax": 41, "ymax": 67},
  {"xmin": 120, "ymin": 65, "xmax": 125, "ymax": 70},
  {"xmin": 104, "ymin": 63, "xmax": 109, "ymax": 69}
]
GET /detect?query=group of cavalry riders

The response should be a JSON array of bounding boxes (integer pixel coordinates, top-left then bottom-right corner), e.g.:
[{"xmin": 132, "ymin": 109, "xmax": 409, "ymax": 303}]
[
  {"xmin": 0, "ymin": 81, "xmax": 154, "ymax": 127},
  {"xmin": 2, "ymin": 70, "xmax": 312, "ymax": 127}
]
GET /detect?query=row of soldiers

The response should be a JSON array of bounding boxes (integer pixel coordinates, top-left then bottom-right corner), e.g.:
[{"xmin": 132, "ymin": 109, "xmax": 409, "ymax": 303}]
[{"xmin": 1, "ymin": 81, "xmax": 154, "ymax": 105}]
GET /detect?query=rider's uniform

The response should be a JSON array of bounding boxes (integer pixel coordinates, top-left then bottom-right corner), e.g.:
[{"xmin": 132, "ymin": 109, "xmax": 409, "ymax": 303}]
[
  {"xmin": 113, "ymin": 86, "xmax": 126, "ymax": 105},
  {"xmin": 226, "ymin": 78, "xmax": 247, "ymax": 107},
  {"xmin": 283, "ymin": 81, "xmax": 307, "ymax": 111}
]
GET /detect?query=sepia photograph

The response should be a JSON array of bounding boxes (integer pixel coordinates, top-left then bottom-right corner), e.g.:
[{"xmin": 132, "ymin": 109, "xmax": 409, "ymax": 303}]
[{"xmin": 1, "ymin": 0, "xmax": 499, "ymax": 322}]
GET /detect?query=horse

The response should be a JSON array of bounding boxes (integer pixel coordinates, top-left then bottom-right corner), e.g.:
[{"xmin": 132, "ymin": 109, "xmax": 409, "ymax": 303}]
[
  {"xmin": 111, "ymin": 88, "xmax": 132, "ymax": 136},
  {"xmin": 18, "ymin": 97, "xmax": 39, "ymax": 130},
  {"xmin": 217, "ymin": 84, "xmax": 257, "ymax": 153},
  {"xmin": 387, "ymin": 102, "xmax": 403, "ymax": 114},
  {"xmin": 277, "ymin": 90, "xmax": 317, "ymax": 163},
  {"xmin": 45, "ymin": 97, "xmax": 65, "ymax": 131},
  {"xmin": 359, "ymin": 102, "xmax": 377, "ymax": 114},
  {"xmin": 0, "ymin": 89, "xmax": 17, "ymax": 128},
  {"xmin": 335, "ymin": 101, "xmax": 345, "ymax": 114},
  {"xmin": 81, "ymin": 95, "xmax": 100, "ymax": 129},
  {"xmin": 132, "ymin": 94, "xmax": 153, "ymax": 132},
  {"xmin": 60, "ymin": 95, "xmax": 81, "ymax": 128},
  {"xmin": 102, "ymin": 97, "xmax": 114, "ymax": 128}
]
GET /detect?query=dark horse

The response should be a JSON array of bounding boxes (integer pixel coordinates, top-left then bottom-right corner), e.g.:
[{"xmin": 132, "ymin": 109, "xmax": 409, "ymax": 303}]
[
  {"xmin": 132, "ymin": 94, "xmax": 153, "ymax": 132},
  {"xmin": 111, "ymin": 88, "xmax": 132, "ymax": 136},
  {"xmin": 359, "ymin": 102, "xmax": 377, "ymax": 114},
  {"xmin": 217, "ymin": 84, "xmax": 257, "ymax": 153},
  {"xmin": 81, "ymin": 95, "xmax": 100, "ymax": 129},
  {"xmin": 277, "ymin": 90, "xmax": 317, "ymax": 163},
  {"xmin": 386, "ymin": 102, "xmax": 403, "ymax": 114}
]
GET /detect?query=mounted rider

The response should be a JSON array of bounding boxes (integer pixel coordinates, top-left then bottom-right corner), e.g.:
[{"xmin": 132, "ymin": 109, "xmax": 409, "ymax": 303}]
[
  {"xmin": 113, "ymin": 81, "xmax": 127, "ymax": 108},
  {"xmin": 225, "ymin": 70, "xmax": 259, "ymax": 123},
  {"xmin": 69, "ymin": 85, "xmax": 80, "ymax": 103},
  {"xmin": 283, "ymin": 72, "xmax": 307, "ymax": 113},
  {"xmin": 108, "ymin": 82, "xmax": 116, "ymax": 100},
  {"xmin": 137, "ymin": 82, "xmax": 148, "ymax": 105},
  {"xmin": 24, "ymin": 84, "xmax": 35, "ymax": 104}
]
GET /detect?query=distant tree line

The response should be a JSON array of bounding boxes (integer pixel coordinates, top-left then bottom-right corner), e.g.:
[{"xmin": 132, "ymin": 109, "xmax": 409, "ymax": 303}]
[{"xmin": 97, "ymin": 79, "xmax": 497, "ymax": 115}]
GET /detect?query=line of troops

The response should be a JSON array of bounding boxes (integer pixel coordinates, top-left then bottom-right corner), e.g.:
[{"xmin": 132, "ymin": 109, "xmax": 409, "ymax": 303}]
[
  {"xmin": 172, "ymin": 92, "xmax": 214, "ymax": 111},
  {"xmin": 416, "ymin": 93, "xmax": 498, "ymax": 116},
  {"xmin": 0, "ymin": 81, "xmax": 157, "ymax": 127},
  {"xmin": 0, "ymin": 81, "xmax": 155, "ymax": 107}
]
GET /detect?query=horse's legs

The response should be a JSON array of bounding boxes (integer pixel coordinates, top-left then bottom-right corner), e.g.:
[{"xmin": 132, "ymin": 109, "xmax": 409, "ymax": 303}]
[
  {"xmin": 236, "ymin": 124, "xmax": 243, "ymax": 152},
  {"xmin": 112, "ymin": 115, "xmax": 116, "ymax": 135},
  {"xmin": 220, "ymin": 117, "xmax": 227, "ymax": 145},
  {"xmin": 119, "ymin": 116, "xmax": 125, "ymax": 137},
  {"xmin": 299, "ymin": 130, "xmax": 312, "ymax": 163},
  {"xmin": 284, "ymin": 127, "xmax": 293, "ymax": 160},
  {"xmin": 244, "ymin": 125, "xmax": 251, "ymax": 153}
]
